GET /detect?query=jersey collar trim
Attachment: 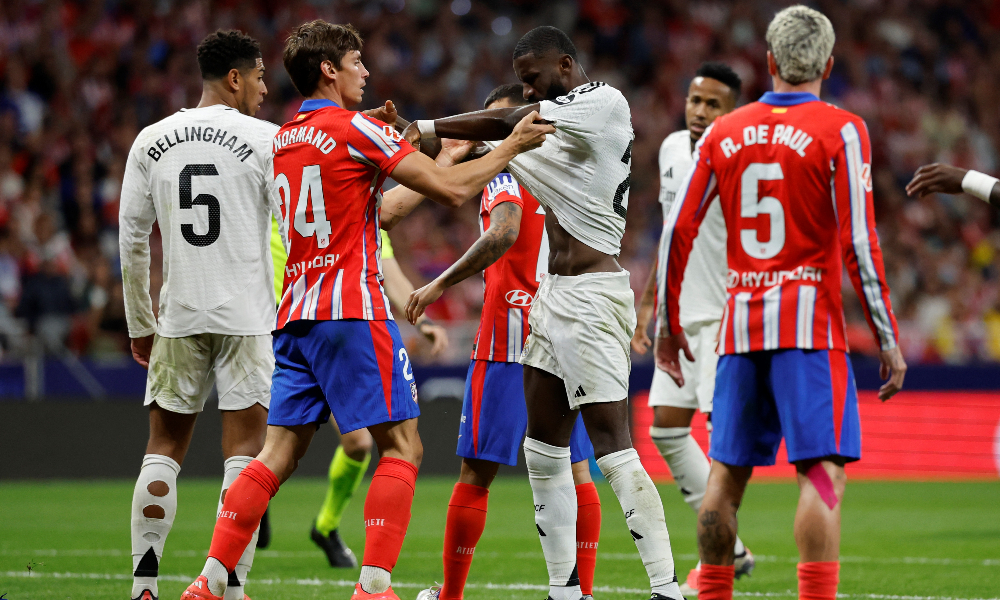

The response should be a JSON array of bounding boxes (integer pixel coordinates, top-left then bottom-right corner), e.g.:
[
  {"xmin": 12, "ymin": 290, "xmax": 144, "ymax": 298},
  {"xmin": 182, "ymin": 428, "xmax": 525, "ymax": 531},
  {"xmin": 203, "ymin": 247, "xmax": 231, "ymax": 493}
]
[
  {"xmin": 758, "ymin": 91, "xmax": 820, "ymax": 106},
  {"xmin": 299, "ymin": 99, "xmax": 341, "ymax": 112}
]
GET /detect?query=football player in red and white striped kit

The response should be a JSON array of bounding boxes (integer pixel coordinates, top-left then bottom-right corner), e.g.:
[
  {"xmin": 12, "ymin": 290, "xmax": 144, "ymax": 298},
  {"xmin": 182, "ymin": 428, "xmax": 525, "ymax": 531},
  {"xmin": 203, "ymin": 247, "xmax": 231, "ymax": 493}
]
[{"xmin": 656, "ymin": 7, "xmax": 907, "ymax": 600}]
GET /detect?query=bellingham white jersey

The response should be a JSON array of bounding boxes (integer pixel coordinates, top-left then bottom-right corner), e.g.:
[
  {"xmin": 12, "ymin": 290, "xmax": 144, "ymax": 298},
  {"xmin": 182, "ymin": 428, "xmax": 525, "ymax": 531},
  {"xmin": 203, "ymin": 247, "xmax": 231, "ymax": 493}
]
[
  {"xmin": 487, "ymin": 82, "xmax": 634, "ymax": 256},
  {"xmin": 120, "ymin": 104, "xmax": 282, "ymax": 338},
  {"xmin": 657, "ymin": 130, "xmax": 727, "ymax": 329}
]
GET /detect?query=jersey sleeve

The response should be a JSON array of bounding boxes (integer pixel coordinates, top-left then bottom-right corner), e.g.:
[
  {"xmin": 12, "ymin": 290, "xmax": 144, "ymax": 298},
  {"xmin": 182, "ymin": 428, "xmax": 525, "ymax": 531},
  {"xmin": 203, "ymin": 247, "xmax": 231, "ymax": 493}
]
[
  {"xmin": 118, "ymin": 137, "xmax": 158, "ymax": 338},
  {"xmin": 833, "ymin": 119, "xmax": 899, "ymax": 351},
  {"xmin": 483, "ymin": 173, "xmax": 525, "ymax": 212},
  {"xmin": 656, "ymin": 123, "xmax": 719, "ymax": 336},
  {"xmin": 538, "ymin": 85, "xmax": 618, "ymax": 148},
  {"xmin": 347, "ymin": 113, "xmax": 418, "ymax": 175}
]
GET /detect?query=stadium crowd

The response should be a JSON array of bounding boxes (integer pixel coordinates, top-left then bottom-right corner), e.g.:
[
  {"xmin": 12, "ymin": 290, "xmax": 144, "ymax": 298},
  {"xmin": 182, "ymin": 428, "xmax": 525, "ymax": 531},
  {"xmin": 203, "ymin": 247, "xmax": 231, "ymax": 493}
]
[{"xmin": 0, "ymin": 0, "xmax": 999, "ymax": 364}]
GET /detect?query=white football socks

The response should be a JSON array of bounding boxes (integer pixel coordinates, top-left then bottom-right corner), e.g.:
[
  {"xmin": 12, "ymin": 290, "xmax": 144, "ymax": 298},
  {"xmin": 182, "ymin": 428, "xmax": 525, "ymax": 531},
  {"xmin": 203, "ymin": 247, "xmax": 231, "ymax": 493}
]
[
  {"xmin": 219, "ymin": 456, "xmax": 259, "ymax": 600},
  {"xmin": 524, "ymin": 437, "xmax": 582, "ymax": 600},
  {"xmin": 131, "ymin": 454, "xmax": 180, "ymax": 599},
  {"xmin": 359, "ymin": 566, "xmax": 392, "ymax": 594},
  {"xmin": 598, "ymin": 448, "xmax": 682, "ymax": 599},
  {"xmin": 201, "ymin": 557, "xmax": 229, "ymax": 597},
  {"xmin": 649, "ymin": 426, "xmax": 746, "ymax": 557},
  {"xmin": 649, "ymin": 427, "xmax": 710, "ymax": 512}
]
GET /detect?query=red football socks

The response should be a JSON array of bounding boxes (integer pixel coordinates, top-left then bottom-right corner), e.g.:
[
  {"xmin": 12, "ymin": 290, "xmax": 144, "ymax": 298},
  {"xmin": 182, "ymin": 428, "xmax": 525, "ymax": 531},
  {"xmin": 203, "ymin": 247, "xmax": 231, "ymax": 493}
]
[
  {"xmin": 208, "ymin": 460, "xmax": 279, "ymax": 571},
  {"xmin": 439, "ymin": 483, "xmax": 490, "ymax": 600},
  {"xmin": 798, "ymin": 561, "xmax": 840, "ymax": 600},
  {"xmin": 361, "ymin": 457, "xmax": 419, "ymax": 571},
  {"xmin": 698, "ymin": 564, "xmax": 735, "ymax": 600},
  {"xmin": 575, "ymin": 482, "xmax": 601, "ymax": 596}
]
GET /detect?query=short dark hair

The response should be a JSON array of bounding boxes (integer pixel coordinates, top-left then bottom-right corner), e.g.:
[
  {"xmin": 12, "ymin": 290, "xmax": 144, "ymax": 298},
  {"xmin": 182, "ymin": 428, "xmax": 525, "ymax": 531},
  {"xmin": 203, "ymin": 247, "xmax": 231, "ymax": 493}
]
[
  {"xmin": 512, "ymin": 26, "xmax": 577, "ymax": 61},
  {"xmin": 695, "ymin": 61, "xmax": 742, "ymax": 99},
  {"xmin": 283, "ymin": 21, "xmax": 363, "ymax": 97},
  {"xmin": 196, "ymin": 30, "xmax": 261, "ymax": 80},
  {"xmin": 484, "ymin": 83, "xmax": 527, "ymax": 109}
]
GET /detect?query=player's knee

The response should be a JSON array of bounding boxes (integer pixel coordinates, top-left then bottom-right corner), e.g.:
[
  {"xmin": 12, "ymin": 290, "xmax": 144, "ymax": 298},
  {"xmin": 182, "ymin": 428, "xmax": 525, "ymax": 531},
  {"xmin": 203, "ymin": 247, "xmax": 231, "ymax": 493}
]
[{"xmin": 341, "ymin": 431, "xmax": 374, "ymax": 458}]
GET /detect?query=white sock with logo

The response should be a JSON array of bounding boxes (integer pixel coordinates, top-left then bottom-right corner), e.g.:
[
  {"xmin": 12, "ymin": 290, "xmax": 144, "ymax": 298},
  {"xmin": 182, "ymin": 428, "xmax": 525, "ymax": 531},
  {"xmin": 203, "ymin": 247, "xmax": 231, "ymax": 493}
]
[
  {"xmin": 649, "ymin": 427, "xmax": 747, "ymax": 558},
  {"xmin": 131, "ymin": 454, "xmax": 180, "ymax": 599},
  {"xmin": 524, "ymin": 437, "xmax": 581, "ymax": 600},
  {"xmin": 218, "ymin": 456, "xmax": 259, "ymax": 600},
  {"xmin": 201, "ymin": 557, "xmax": 229, "ymax": 597},
  {"xmin": 597, "ymin": 448, "xmax": 682, "ymax": 599}
]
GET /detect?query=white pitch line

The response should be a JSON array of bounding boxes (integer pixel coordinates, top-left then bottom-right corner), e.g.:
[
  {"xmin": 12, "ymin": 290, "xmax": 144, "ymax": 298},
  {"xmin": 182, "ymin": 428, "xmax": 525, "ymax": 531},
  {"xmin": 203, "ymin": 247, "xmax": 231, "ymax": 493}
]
[
  {"xmin": 3, "ymin": 571, "xmax": 999, "ymax": 600},
  {"xmin": 5, "ymin": 548, "xmax": 999, "ymax": 567}
]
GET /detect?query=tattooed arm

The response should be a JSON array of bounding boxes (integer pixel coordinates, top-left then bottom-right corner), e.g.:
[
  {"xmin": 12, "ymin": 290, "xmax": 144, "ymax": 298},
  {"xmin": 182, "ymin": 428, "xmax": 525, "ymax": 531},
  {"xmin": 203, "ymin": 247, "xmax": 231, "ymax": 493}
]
[{"xmin": 404, "ymin": 201, "xmax": 523, "ymax": 324}]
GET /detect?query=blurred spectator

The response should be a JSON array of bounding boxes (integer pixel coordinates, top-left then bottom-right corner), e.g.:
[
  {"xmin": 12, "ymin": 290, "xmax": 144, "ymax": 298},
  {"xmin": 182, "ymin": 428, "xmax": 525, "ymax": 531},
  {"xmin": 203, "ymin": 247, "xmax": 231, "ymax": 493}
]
[{"xmin": 0, "ymin": 0, "xmax": 998, "ymax": 364}]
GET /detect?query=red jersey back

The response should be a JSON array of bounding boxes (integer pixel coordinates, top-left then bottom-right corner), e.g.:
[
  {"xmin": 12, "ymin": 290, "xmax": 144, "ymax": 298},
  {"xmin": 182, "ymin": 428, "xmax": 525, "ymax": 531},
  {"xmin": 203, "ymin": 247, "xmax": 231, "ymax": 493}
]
[
  {"xmin": 272, "ymin": 99, "xmax": 416, "ymax": 329},
  {"xmin": 659, "ymin": 92, "xmax": 898, "ymax": 354},
  {"xmin": 471, "ymin": 173, "xmax": 547, "ymax": 362}
]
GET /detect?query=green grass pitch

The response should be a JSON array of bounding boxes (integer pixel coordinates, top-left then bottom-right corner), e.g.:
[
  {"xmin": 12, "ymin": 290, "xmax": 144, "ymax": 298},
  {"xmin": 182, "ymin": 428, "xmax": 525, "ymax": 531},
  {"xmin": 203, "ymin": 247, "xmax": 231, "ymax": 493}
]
[{"xmin": 1, "ymin": 477, "xmax": 998, "ymax": 599}]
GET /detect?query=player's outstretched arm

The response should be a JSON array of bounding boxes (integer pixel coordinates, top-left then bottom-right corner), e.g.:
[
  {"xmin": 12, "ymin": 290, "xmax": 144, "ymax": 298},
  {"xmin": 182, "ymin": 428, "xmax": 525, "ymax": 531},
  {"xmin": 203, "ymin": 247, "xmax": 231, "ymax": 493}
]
[
  {"xmin": 401, "ymin": 104, "xmax": 542, "ymax": 146},
  {"xmin": 381, "ymin": 256, "xmax": 449, "ymax": 356},
  {"xmin": 906, "ymin": 163, "xmax": 1000, "ymax": 208},
  {"xmin": 380, "ymin": 139, "xmax": 477, "ymax": 230},
  {"xmin": 404, "ymin": 201, "xmax": 522, "ymax": 324},
  {"xmin": 391, "ymin": 112, "xmax": 553, "ymax": 207}
]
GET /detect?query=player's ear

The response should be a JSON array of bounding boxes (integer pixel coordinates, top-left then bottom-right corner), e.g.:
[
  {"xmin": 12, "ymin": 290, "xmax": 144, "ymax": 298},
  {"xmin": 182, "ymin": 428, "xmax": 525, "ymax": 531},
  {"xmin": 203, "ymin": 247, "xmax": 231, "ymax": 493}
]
[
  {"xmin": 227, "ymin": 68, "xmax": 241, "ymax": 93},
  {"xmin": 822, "ymin": 56, "xmax": 834, "ymax": 80},
  {"xmin": 766, "ymin": 51, "xmax": 778, "ymax": 77},
  {"xmin": 559, "ymin": 54, "xmax": 574, "ymax": 75},
  {"xmin": 321, "ymin": 59, "xmax": 337, "ymax": 82}
]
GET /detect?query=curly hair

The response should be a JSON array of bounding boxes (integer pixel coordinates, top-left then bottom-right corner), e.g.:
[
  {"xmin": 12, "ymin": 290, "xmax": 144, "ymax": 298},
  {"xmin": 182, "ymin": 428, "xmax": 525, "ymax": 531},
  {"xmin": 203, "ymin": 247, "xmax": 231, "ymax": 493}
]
[
  {"xmin": 512, "ymin": 26, "xmax": 577, "ymax": 61},
  {"xmin": 196, "ymin": 30, "xmax": 261, "ymax": 80},
  {"xmin": 283, "ymin": 21, "xmax": 363, "ymax": 97},
  {"xmin": 695, "ymin": 62, "xmax": 742, "ymax": 100}
]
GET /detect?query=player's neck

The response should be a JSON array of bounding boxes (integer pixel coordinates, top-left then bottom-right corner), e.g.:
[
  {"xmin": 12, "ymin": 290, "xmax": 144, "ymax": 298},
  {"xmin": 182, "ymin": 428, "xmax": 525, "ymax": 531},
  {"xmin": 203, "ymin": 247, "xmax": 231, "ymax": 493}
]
[
  {"xmin": 307, "ymin": 81, "xmax": 349, "ymax": 109},
  {"xmin": 196, "ymin": 87, "xmax": 240, "ymax": 111},
  {"xmin": 771, "ymin": 76, "xmax": 822, "ymax": 98}
]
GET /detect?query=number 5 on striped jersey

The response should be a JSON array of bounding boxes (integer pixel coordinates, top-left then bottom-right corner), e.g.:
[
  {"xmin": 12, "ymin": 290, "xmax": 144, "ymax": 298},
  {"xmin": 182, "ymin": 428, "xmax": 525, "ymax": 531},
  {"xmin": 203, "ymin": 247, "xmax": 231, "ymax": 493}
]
[{"xmin": 740, "ymin": 162, "xmax": 786, "ymax": 259}]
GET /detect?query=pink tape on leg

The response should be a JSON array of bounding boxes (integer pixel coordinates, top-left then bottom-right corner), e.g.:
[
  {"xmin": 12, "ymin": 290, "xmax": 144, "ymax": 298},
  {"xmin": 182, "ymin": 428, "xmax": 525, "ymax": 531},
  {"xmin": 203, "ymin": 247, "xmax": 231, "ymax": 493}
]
[{"xmin": 806, "ymin": 463, "xmax": 839, "ymax": 510}]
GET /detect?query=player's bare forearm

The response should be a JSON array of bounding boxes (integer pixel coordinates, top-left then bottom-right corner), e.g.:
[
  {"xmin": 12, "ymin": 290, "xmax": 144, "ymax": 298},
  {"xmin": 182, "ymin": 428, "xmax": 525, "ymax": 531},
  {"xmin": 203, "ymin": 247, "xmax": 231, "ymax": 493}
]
[
  {"xmin": 638, "ymin": 254, "xmax": 658, "ymax": 319},
  {"xmin": 380, "ymin": 257, "xmax": 417, "ymax": 311},
  {"xmin": 380, "ymin": 185, "xmax": 427, "ymax": 230},
  {"xmin": 393, "ymin": 114, "xmax": 551, "ymax": 206},
  {"xmin": 427, "ymin": 104, "xmax": 540, "ymax": 141},
  {"xmin": 439, "ymin": 203, "xmax": 521, "ymax": 288}
]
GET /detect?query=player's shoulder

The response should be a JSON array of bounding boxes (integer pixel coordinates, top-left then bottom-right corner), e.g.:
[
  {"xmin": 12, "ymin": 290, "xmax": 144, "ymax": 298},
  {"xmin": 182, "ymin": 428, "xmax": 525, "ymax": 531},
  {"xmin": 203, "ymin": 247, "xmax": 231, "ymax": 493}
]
[
  {"xmin": 485, "ymin": 172, "xmax": 522, "ymax": 202},
  {"xmin": 660, "ymin": 130, "xmax": 690, "ymax": 152}
]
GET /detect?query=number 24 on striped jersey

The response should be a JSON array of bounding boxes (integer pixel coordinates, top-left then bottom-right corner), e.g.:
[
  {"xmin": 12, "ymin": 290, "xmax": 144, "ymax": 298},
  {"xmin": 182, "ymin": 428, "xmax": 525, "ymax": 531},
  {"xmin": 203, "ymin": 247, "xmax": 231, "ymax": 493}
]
[{"xmin": 275, "ymin": 165, "xmax": 332, "ymax": 248}]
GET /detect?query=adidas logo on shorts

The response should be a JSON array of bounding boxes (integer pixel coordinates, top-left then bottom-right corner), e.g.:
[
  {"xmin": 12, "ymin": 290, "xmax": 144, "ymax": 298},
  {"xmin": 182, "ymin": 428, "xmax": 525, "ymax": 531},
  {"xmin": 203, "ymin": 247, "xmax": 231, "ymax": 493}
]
[{"xmin": 574, "ymin": 386, "xmax": 587, "ymax": 398}]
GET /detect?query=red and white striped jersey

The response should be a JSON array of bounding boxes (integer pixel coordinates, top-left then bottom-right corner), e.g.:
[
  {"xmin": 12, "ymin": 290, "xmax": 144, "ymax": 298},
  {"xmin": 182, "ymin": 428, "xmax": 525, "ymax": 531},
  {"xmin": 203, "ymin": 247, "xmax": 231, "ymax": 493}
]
[
  {"xmin": 471, "ymin": 173, "xmax": 547, "ymax": 362},
  {"xmin": 272, "ymin": 99, "xmax": 416, "ymax": 329},
  {"xmin": 658, "ymin": 92, "xmax": 898, "ymax": 355}
]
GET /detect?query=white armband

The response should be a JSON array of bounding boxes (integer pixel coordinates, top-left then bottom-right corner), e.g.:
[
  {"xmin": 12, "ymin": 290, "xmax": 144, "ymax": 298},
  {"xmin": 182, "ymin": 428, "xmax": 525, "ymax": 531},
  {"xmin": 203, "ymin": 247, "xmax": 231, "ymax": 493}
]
[
  {"xmin": 416, "ymin": 120, "xmax": 437, "ymax": 139},
  {"xmin": 961, "ymin": 170, "xmax": 999, "ymax": 203}
]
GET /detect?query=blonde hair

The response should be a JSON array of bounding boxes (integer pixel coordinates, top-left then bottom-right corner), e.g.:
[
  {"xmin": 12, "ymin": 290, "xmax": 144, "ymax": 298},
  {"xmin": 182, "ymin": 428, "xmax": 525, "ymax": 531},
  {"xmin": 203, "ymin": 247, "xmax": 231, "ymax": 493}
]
[{"xmin": 765, "ymin": 5, "xmax": 835, "ymax": 85}]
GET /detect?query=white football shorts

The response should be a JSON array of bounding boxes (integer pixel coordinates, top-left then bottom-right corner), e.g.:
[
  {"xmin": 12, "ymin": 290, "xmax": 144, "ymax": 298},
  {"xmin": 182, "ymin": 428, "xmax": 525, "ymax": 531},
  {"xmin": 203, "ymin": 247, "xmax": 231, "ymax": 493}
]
[
  {"xmin": 648, "ymin": 320, "xmax": 720, "ymax": 413},
  {"xmin": 520, "ymin": 271, "xmax": 636, "ymax": 409},
  {"xmin": 144, "ymin": 333, "xmax": 273, "ymax": 414}
]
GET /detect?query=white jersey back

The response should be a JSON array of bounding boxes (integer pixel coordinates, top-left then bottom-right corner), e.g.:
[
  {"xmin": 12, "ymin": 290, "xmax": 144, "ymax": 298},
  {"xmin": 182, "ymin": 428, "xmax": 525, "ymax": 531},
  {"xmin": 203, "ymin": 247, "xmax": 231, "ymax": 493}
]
[
  {"xmin": 488, "ymin": 82, "xmax": 633, "ymax": 256},
  {"xmin": 657, "ymin": 130, "xmax": 727, "ymax": 329},
  {"xmin": 120, "ymin": 105, "xmax": 281, "ymax": 338}
]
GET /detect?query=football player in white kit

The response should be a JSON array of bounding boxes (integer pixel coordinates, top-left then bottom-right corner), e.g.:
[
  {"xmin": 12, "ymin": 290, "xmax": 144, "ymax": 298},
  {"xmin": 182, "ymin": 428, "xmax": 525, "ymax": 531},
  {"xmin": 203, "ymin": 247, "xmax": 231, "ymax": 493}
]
[
  {"xmin": 404, "ymin": 26, "xmax": 684, "ymax": 600},
  {"xmin": 632, "ymin": 62, "xmax": 755, "ymax": 596},
  {"xmin": 119, "ymin": 30, "xmax": 280, "ymax": 600}
]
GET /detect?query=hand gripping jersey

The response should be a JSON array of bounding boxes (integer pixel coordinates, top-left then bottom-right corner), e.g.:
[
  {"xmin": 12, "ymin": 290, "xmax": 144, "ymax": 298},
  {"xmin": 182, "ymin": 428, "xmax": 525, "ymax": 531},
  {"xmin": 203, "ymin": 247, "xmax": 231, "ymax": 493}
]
[
  {"xmin": 486, "ymin": 82, "xmax": 634, "ymax": 256},
  {"xmin": 659, "ymin": 92, "xmax": 898, "ymax": 354},
  {"xmin": 471, "ymin": 173, "xmax": 547, "ymax": 362},
  {"xmin": 657, "ymin": 130, "xmax": 727, "ymax": 329},
  {"xmin": 272, "ymin": 99, "xmax": 416, "ymax": 328},
  {"xmin": 119, "ymin": 105, "xmax": 281, "ymax": 338}
]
